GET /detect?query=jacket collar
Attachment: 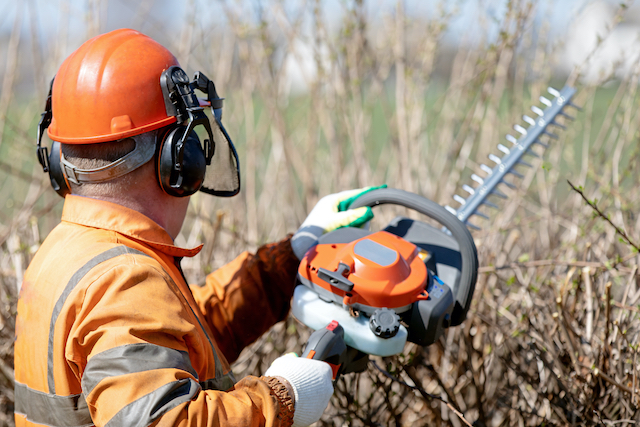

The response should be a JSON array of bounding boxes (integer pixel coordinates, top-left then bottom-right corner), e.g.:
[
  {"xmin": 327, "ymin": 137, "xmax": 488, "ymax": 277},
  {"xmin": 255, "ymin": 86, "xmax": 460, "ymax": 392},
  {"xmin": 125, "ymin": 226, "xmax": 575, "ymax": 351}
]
[{"xmin": 61, "ymin": 194, "xmax": 203, "ymax": 258}]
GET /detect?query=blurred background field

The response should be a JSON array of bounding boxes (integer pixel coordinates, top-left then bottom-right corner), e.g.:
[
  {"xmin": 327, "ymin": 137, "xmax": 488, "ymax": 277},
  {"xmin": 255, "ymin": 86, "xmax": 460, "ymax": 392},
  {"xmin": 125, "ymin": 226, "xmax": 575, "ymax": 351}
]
[{"xmin": 3, "ymin": 0, "xmax": 640, "ymax": 425}]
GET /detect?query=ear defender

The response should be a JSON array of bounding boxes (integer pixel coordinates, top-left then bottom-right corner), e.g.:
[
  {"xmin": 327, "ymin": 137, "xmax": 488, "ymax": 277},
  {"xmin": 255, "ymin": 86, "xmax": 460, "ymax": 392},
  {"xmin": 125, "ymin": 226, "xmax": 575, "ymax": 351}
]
[
  {"xmin": 47, "ymin": 141, "xmax": 72, "ymax": 197},
  {"xmin": 156, "ymin": 127, "xmax": 206, "ymax": 197},
  {"xmin": 36, "ymin": 78, "xmax": 72, "ymax": 198}
]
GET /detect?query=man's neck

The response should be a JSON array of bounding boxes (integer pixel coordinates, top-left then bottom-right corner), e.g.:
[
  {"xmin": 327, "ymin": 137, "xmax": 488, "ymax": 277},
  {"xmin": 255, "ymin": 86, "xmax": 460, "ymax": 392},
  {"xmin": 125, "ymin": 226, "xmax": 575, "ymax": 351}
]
[{"xmin": 76, "ymin": 190, "xmax": 189, "ymax": 240}]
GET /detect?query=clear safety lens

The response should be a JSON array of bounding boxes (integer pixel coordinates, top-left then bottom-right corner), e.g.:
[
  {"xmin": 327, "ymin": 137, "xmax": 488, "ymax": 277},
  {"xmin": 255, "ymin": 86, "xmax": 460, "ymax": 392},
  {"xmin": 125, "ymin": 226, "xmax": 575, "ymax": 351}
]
[{"xmin": 200, "ymin": 116, "xmax": 240, "ymax": 197}]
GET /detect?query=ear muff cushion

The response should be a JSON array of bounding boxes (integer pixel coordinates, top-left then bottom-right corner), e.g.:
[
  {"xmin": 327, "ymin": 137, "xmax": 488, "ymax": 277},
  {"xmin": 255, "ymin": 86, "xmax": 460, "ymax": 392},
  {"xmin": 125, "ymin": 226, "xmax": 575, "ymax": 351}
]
[
  {"xmin": 48, "ymin": 141, "xmax": 71, "ymax": 197},
  {"xmin": 157, "ymin": 128, "xmax": 206, "ymax": 197}
]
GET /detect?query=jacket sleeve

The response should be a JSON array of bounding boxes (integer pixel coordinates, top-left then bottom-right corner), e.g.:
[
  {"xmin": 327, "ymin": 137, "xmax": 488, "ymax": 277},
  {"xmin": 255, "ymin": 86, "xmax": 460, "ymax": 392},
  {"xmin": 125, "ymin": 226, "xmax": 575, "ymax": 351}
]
[
  {"xmin": 69, "ymin": 258, "xmax": 294, "ymax": 427},
  {"xmin": 153, "ymin": 376, "xmax": 294, "ymax": 427},
  {"xmin": 190, "ymin": 236, "xmax": 300, "ymax": 363}
]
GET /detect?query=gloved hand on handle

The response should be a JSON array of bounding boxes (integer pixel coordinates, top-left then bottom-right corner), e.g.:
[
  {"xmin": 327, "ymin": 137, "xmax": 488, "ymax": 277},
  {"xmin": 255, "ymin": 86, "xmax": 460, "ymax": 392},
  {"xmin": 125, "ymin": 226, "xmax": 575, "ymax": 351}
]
[
  {"xmin": 291, "ymin": 185, "xmax": 387, "ymax": 260},
  {"xmin": 265, "ymin": 355, "xmax": 334, "ymax": 427}
]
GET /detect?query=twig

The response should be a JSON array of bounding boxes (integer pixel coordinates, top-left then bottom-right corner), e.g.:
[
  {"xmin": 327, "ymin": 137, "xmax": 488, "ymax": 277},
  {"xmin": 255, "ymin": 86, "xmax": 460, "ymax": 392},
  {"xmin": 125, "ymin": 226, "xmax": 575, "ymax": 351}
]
[
  {"xmin": 584, "ymin": 267, "xmax": 594, "ymax": 342},
  {"xmin": 633, "ymin": 349, "xmax": 638, "ymax": 406},
  {"xmin": 613, "ymin": 322, "xmax": 633, "ymax": 349},
  {"xmin": 612, "ymin": 265, "xmax": 637, "ymax": 343},
  {"xmin": 553, "ymin": 310, "xmax": 580, "ymax": 372},
  {"xmin": 595, "ymin": 368, "xmax": 639, "ymax": 396},
  {"xmin": 612, "ymin": 301, "xmax": 640, "ymax": 314},
  {"xmin": 478, "ymin": 259, "xmax": 631, "ymax": 274},
  {"xmin": 370, "ymin": 361, "xmax": 473, "ymax": 427},
  {"xmin": 568, "ymin": 180, "xmax": 640, "ymax": 252},
  {"xmin": 605, "ymin": 281, "xmax": 612, "ymax": 356}
]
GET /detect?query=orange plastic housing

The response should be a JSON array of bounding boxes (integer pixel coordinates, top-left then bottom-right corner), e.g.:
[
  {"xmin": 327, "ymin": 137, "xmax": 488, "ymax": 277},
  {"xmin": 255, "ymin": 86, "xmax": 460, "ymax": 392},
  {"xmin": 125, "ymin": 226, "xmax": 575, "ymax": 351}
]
[{"xmin": 298, "ymin": 231, "xmax": 429, "ymax": 310}]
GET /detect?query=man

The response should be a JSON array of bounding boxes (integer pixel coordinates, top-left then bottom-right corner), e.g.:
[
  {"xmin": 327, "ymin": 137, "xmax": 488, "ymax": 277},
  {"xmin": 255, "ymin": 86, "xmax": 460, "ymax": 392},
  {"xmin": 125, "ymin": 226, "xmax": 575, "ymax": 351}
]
[{"xmin": 14, "ymin": 29, "xmax": 375, "ymax": 427}]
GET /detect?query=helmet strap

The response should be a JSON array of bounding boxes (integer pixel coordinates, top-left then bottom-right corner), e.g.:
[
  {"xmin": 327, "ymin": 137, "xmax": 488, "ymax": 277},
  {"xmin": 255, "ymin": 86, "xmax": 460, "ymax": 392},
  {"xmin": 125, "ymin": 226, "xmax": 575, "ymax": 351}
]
[{"xmin": 60, "ymin": 138, "xmax": 156, "ymax": 185}]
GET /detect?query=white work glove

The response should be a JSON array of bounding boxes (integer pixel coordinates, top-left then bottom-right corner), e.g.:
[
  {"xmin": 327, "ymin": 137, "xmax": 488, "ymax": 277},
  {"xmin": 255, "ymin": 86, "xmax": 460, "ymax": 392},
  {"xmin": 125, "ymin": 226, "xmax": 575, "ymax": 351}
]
[
  {"xmin": 291, "ymin": 185, "xmax": 386, "ymax": 259},
  {"xmin": 265, "ymin": 355, "xmax": 334, "ymax": 427}
]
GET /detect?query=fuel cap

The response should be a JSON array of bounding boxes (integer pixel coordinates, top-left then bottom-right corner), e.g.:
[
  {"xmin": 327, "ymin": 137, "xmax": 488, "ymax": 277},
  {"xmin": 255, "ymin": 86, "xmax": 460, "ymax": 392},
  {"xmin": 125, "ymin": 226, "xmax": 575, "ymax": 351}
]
[{"xmin": 369, "ymin": 308, "xmax": 400, "ymax": 338}]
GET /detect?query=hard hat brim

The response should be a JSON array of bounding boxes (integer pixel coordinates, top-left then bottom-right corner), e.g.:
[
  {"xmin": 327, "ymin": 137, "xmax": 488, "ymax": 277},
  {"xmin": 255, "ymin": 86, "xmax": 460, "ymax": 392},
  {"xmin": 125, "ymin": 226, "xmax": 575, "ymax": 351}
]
[{"xmin": 48, "ymin": 116, "xmax": 177, "ymax": 144}]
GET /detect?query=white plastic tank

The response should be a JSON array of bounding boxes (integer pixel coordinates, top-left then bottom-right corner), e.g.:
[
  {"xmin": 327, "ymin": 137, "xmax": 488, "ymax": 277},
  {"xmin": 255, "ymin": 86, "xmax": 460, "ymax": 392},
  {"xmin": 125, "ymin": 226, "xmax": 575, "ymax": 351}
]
[{"xmin": 291, "ymin": 285, "xmax": 408, "ymax": 357}]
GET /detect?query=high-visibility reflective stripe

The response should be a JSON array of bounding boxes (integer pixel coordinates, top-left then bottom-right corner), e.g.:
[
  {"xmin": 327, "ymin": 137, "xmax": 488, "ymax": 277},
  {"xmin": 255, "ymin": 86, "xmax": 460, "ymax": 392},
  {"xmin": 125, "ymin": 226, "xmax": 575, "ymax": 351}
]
[
  {"xmin": 47, "ymin": 246, "xmax": 149, "ymax": 394},
  {"xmin": 82, "ymin": 342, "xmax": 236, "ymax": 396},
  {"xmin": 105, "ymin": 378, "xmax": 200, "ymax": 427},
  {"xmin": 14, "ymin": 382, "xmax": 92, "ymax": 427},
  {"xmin": 82, "ymin": 343, "xmax": 199, "ymax": 396}
]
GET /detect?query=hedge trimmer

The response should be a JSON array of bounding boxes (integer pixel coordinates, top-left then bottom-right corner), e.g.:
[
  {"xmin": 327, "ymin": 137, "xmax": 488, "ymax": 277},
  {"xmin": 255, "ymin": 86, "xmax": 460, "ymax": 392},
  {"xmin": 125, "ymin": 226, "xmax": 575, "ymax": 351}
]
[{"xmin": 293, "ymin": 87, "xmax": 578, "ymax": 376}]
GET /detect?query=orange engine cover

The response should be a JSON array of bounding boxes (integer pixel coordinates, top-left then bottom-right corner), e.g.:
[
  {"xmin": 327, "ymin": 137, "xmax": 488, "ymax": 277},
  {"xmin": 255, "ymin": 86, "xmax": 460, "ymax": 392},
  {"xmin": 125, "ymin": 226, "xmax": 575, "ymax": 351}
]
[{"xmin": 298, "ymin": 231, "xmax": 429, "ymax": 312}]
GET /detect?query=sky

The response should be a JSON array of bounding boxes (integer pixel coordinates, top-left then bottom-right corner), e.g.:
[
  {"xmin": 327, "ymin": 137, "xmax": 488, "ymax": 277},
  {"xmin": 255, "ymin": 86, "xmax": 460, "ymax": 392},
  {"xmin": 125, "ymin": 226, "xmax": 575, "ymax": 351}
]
[
  {"xmin": 0, "ymin": 0, "xmax": 617, "ymax": 47},
  {"xmin": 1, "ymin": 0, "xmax": 637, "ymax": 99}
]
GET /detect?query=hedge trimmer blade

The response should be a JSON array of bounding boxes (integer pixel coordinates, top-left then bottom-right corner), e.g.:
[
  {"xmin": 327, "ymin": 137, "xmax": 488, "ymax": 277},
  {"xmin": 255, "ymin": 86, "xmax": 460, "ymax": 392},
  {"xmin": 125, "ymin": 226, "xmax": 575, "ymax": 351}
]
[{"xmin": 446, "ymin": 86, "xmax": 579, "ymax": 230}]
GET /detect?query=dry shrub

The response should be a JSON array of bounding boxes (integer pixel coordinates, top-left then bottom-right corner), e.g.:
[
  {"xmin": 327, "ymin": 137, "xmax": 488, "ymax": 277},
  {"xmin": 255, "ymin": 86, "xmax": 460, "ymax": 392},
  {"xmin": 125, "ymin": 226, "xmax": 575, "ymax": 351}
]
[{"xmin": 2, "ymin": 0, "xmax": 640, "ymax": 425}]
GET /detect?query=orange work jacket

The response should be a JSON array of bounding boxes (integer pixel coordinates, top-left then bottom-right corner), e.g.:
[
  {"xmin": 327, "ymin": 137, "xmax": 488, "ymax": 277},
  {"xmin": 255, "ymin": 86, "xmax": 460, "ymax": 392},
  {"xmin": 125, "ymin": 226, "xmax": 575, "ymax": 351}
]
[{"xmin": 14, "ymin": 195, "xmax": 299, "ymax": 426}]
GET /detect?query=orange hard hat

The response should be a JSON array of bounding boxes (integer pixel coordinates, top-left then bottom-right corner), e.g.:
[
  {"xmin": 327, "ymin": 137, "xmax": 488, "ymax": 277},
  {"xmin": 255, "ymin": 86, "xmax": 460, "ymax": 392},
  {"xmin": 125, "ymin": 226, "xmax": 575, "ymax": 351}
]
[{"xmin": 48, "ymin": 28, "xmax": 179, "ymax": 144}]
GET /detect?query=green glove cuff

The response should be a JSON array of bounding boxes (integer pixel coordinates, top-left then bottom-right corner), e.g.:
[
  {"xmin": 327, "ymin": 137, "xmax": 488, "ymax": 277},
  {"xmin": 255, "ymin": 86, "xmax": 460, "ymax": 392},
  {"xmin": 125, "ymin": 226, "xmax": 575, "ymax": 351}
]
[
  {"xmin": 346, "ymin": 207, "xmax": 373, "ymax": 228},
  {"xmin": 337, "ymin": 184, "xmax": 388, "ymax": 212}
]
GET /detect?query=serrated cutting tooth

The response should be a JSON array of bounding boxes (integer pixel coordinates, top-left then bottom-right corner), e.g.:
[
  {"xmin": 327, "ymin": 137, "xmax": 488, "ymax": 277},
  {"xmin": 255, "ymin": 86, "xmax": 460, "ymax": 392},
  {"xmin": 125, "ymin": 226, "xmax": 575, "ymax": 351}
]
[
  {"xmin": 540, "ymin": 96, "xmax": 552, "ymax": 107},
  {"xmin": 523, "ymin": 115, "xmax": 536, "ymax": 126},
  {"xmin": 466, "ymin": 221, "xmax": 481, "ymax": 230},
  {"xmin": 547, "ymin": 87, "xmax": 561, "ymax": 97},
  {"xmin": 551, "ymin": 120, "xmax": 566, "ymax": 130},
  {"xmin": 462, "ymin": 184, "xmax": 475, "ymax": 195},
  {"xmin": 559, "ymin": 111, "xmax": 575, "ymax": 121},
  {"xmin": 491, "ymin": 189, "xmax": 507, "ymax": 199},
  {"xmin": 473, "ymin": 211, "xmax": 489, "ymax": 220},
  {"xmin": 480, "ymin": 164, "xmax": 493, "ymax": 174},
  {"xmin": 508, "ymin": 169, "xmax": 524, "ymax": 179},
  {"xmin": 489, "ymin": 154, "xmax": 502, "ymax": 164},
  {"xmin": 498, "ymin": 144, "xmax": 510, "ymax": 155},
  {"xmin": 453, "ymin": 194, "xmax": 467, "ymax": 205},
  {"xmin": 514, "ymin": 124, "xmax": 528, "ymax": 135},
  {"xmin": 517, "ymin": 159, "xmax": 533, "ymax": 168},
  {"xmin": 531, "ymin": 105, "xmax": 544, "ymax": 116},
  {"xmin": 445, "ymin": 205, "xmax": 457, "ymax": 215},
  {"xmin": 568, "ymin": 101, "xmax": 582, "ymax": 111},
  {"xmin": 483, "ymin": 200, "xmax": 499, "ymax": 209},
  {"xmin": 506, "ymin": 134, "xmax": 518, "ymax": 145},
  {"xmin": 501, "ymin": 179, "xmax": 516, "ymax": 189},
  {"xmin": 534, "ymin": 139, "xmax": 549, "ymax": 148},
  {"xmin": 471, "ymin": 174, "xmax": 484, "ymax": 184},
  {"xmin": 543, "ymin": 130, "xmax": 559, "ymax": 139},
  {"xmin": 525, "ymin": 148, "xmax": 540, "ymax": 158}
]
